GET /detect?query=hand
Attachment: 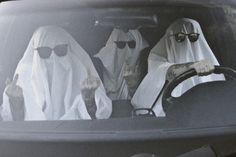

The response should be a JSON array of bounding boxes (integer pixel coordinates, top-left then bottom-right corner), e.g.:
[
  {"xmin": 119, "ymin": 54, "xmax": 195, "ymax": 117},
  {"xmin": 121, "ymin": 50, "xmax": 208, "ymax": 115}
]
[
  {"xmin": 5, "ymin": 74, "xmax": 23, "ymax": 99},
  {"xmin": 81, "ymin": 69, "xmax": 101, "ymax": 100},
  {"xmin": 81, "ymin": 69, "xmax": 100, "ymax": 120},
  {"xmin": 5, "ymin": 74, "xmax": 25, "ymax": 121},
  {"xmin": 123, "ymin": 64, "xmax": 135, "ymax": 78},
  {"xmin": 123, "ymin": 63, "xmax": 140, "ymax": 88},
  {"xmin": 190, "ymin": 59, "xmax": 215, "ymax": 76}
]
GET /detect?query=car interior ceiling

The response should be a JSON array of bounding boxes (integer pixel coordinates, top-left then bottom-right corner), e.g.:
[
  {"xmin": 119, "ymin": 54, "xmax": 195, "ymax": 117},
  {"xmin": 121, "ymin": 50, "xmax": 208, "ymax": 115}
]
[{"xmin": 0, "ymin": 4, "xmax": 236, "ymax": 120}]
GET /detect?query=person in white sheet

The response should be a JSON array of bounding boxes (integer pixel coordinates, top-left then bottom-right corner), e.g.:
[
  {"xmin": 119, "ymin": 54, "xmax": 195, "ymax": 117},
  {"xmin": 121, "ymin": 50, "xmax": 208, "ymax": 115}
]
[
  {"xmin": 1, "ymin": 26, "xmax": 112, "ymax": 121},
  {"xmin": 95, "ymin": 28, "xmax": 149, "ymax": 100},
  {"xmin": 132, "ymin": 18, "xmax": 225, "ymax": 116}
]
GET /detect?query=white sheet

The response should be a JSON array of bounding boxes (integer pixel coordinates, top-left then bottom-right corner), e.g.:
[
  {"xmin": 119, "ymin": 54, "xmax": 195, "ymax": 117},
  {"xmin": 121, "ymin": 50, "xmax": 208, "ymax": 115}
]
[
  {"xmin": 132, "ymin": 18, "xmax": 225, "ymax": 116},
  {"xmin": 95, "ymin": 29, "xmax": 149, "ymax": 100},
  {"xmin": 1, "ymin": 26, "xmax": 112, "ymax": 120}
]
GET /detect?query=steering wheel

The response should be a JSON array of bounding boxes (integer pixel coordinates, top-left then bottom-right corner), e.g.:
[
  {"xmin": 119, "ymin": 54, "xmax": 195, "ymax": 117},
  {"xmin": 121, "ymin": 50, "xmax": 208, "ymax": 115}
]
[{"xmin": 162, "ymin": 66, "xmax": 236, "ymax": 113}]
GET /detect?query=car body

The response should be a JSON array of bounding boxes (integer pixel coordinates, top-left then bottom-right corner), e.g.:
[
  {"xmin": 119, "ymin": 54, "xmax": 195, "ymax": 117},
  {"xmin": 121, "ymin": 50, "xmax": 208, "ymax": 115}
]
[{"xmin": 0, "ymin": 0, "xmax": 235, "ymax": 156}]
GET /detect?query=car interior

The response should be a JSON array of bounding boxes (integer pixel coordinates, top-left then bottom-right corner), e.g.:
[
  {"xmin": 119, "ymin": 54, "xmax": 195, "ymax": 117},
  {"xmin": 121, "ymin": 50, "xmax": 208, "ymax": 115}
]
[
  {"xmin": 0, "ymin": 1, "xmax": 236, "ymax": 157},
  {"xmin": 0, "ymin": 3, "xmax": 236, "ymax": 123}
]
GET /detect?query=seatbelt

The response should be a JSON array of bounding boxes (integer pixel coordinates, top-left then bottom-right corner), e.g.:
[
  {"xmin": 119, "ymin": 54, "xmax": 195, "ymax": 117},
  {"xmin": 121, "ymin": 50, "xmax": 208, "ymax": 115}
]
[
  {"xmin": 132, "ymin": 80, "xmax": 168, "ymax": 117},
  {"xmin": 150, "ymin": 80, "xmax": 168, "ymax": 110}
]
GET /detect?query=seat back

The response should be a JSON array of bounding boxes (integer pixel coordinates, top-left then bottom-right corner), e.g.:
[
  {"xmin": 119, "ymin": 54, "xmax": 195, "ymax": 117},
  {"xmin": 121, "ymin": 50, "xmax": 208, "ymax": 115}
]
[{"xmin": 111, "ymin": 100, "xmax": 133, "ymax": 118}]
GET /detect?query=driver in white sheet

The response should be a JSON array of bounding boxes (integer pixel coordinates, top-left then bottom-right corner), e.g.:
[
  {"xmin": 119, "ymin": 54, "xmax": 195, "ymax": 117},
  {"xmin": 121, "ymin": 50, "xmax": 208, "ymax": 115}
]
[
  {"xmin": 132, "ymin": 18, "xmax": 225, "ymax": 116},
  {"xmin": 95, "ymin": 28, "xmax": 149, "ymax": 100},
  {"xmin": 1, "ymin": 26, "xmax": 112, "ymax": 121}
]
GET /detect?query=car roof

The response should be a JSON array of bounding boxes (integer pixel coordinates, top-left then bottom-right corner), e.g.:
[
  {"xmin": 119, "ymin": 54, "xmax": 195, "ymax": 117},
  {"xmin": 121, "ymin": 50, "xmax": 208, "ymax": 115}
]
[{"xmin": 1, "ymin": 0, "xmax": 236, "ymax": 9}]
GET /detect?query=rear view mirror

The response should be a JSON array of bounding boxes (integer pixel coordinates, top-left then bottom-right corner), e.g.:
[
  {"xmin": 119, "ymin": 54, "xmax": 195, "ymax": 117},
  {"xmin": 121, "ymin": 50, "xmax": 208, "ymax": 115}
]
[{"xmin": 95, "ymin": 13, "xmax": 158, "ymax": 30}]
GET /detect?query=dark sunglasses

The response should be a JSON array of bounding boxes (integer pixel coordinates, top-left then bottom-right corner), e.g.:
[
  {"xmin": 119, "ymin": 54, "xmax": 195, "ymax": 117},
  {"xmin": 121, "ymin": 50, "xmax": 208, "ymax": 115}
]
[
  {"xmin": 114, "ymin": 40, "xmax": 136, "ymax": 49},
  {"xmin": 172, "ymin": 32, "xmax": 200, "ymax": 43},
  {"xmin": 35, "ymin": 44, "xmax": 68, "ymax": 59}
]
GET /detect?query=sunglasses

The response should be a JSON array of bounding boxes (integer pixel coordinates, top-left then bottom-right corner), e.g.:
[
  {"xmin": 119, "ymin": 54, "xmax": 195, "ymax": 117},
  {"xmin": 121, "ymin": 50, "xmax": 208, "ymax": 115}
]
[
  {"xmin": 35, "ymin": 44, "xmax": 68, "ymax": 59},
  {"xmin": 171, "ymin": 32, "xmax": 200, "ymax": 43},
  {"xmin": 114, "ymin": 40, "xmax": 136, "ymax": 49}
]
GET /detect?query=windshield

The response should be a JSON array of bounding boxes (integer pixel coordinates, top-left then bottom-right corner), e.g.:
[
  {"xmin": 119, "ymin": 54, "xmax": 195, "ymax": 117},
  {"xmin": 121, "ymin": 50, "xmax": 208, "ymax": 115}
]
[{"xmin": 0, "ymin": 0, "xmax": 236, "ymax": 126}]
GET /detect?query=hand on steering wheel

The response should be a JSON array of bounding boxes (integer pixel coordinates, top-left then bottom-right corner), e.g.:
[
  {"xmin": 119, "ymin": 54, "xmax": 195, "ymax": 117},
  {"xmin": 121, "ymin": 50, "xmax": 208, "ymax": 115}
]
[
  {"xmin": 162, "ymin": 66, "xmax": 236, "ymax": 113},
  {"xmin": 190, "ymin": 59, "xmax": 215, "ymax": 76}
]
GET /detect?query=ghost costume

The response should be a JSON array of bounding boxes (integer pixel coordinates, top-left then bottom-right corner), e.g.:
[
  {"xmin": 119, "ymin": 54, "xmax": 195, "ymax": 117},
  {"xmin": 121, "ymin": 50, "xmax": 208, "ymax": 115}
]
[
  {"xmin": 95, "ymin": 29, "xmax": 149, "ymax": 100},
  {"xmin": 1, "ymin": 26, "xmax": 112, "ymax": 121},
  {"xmin": 132, "ymin": 18, "xmax": 225, "ymax": 116}
]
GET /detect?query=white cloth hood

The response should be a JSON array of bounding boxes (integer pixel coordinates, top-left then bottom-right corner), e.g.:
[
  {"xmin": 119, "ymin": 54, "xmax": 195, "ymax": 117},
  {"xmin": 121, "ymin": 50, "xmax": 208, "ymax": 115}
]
[
  {"xmin": 95, "ymin": 29, "xmax": 149, "ymax": 100},
  {"xmin": 132, "ymin": 18, "xmax": 225, "ymax": 116},
  {"xmin": 1, "ymin": 26, "xmax": 112, "ymax": 120}
]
